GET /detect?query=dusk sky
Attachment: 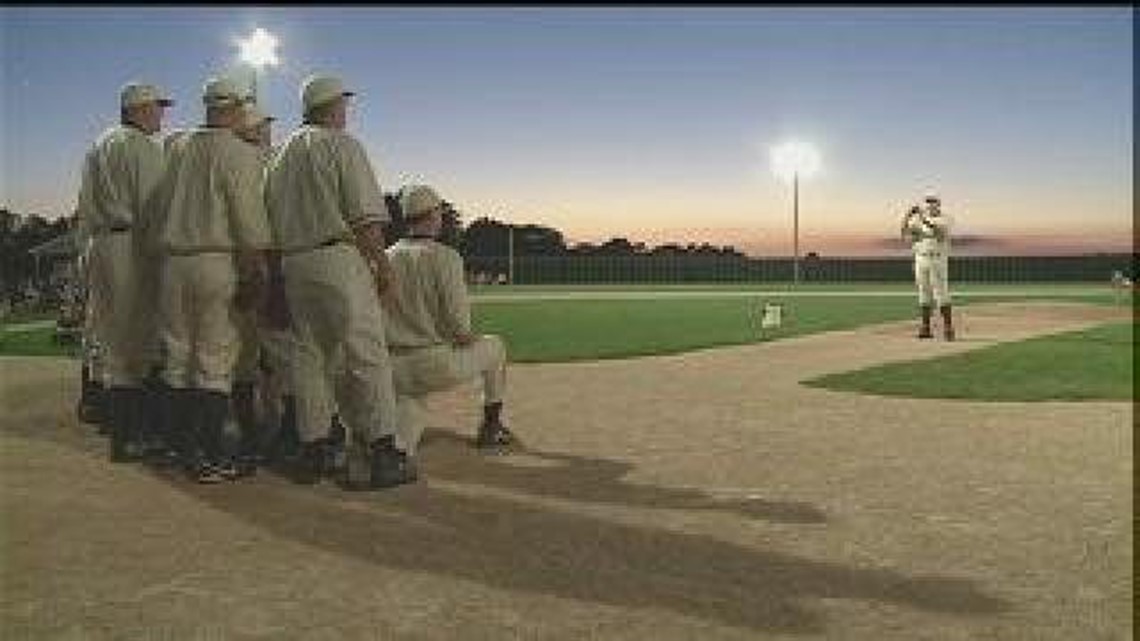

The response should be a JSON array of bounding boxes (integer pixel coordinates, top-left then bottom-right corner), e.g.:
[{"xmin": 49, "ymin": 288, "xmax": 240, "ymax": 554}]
[{"xmin": 2, "ymin": 6, "xmax": 1133, "ymax": 256}]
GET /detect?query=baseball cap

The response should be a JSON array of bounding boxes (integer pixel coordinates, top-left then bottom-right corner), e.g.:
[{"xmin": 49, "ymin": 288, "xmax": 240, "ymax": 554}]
[
  {"xmin": 202, "ymin": 76, "xmax": 247, "ymax": 106},
  {"xmin": 120, "ymin": 82, "xmax": 174, "ymax": 109},
  {"xmin": 924, "ymin": 193, "xmax": 941, "ymax": 204},
  {"xmin": 240, "ymin": 103, "xmax": 275, "ymax": 130},
  {"xmin": 302, "ymin": 74, "xmax": 355, "ymax": 113},
  {"xmin": 399, "ymin": 184, "xmax": 445, "ymax": 219}
]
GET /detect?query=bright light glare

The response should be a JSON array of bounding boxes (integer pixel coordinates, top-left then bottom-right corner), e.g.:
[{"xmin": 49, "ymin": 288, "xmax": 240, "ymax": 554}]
[
  {"xmin": 238, "ymin": 28, "xmax": 279, "ymax": 69},
  {"xmin": 771, "ymin": 141, "xmax": 821, "ymax": 182}
]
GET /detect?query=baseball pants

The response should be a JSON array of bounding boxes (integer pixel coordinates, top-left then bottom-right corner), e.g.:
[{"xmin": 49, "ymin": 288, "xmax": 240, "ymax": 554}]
[
  {"xmin": 282, "ymin": 243, "xmax": 398, "ymax": 446},
  {"xmin": 254, "ymin": 327, "xmax": 295, "ymax": 436},
  {"xmin": 233, "ymin": 309, "xmax": 261, "ymax": 385},
  {"xmin": 157, "ymin": 253, "xmax": 240, "ymax": 393},
  {"xmin": 390, "ymin": 335, "xmax": 507, "ymax": 455},
  {"xmin": 86, "ymin": 233, "xmax": 148, "ymax": 386},
  {"xmin": 914, "ymin": 254, "xmax": 951, "ymax": 307}
]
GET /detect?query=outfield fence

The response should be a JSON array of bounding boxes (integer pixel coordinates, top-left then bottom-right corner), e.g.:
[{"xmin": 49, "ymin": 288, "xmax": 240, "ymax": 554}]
[{"xmin": 464, "ymin": 253, "xmax": 1137, "ymax": 285}]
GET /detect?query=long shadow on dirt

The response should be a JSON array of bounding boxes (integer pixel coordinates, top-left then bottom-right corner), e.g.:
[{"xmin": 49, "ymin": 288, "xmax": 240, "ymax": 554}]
[
  {"xmin": 3, "ymin": 386, "xmax": 1012, "ymax": 636},
  {"xmin": 416, "ymin": 428, "xmax": 829, "ymax": 524}
]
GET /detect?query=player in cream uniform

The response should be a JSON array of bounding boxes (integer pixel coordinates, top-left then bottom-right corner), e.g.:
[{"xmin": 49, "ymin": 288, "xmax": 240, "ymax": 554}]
[
  {"xmin": 229, "ymin": 103, "xmax": 279, "ymax": 469},
  {"xmin": 383, "ymin": 185, "xmax": 516, "ymax": 456},
  {"xmin": 265, "ymin": 74, "xmax": 414, "ymax": 489},
  {"xmin": 147, "ymin": 77, "xmax": 272, "ymax": 483},
  {"xmin": 75, "ymin": 81, "xmax": 172, "ymax": 462},
  {"xmin": 901, "ymin": 194, "xmax": 955, "ymax": 340}
]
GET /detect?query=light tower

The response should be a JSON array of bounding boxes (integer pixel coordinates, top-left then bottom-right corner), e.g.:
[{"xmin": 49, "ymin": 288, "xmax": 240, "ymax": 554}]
[{"xmin": 771, "ymin": 141, "xmax": 821, "ymax": 286}]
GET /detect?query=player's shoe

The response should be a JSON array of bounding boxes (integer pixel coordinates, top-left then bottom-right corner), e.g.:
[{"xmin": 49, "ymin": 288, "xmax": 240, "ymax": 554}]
[
  {"xmin": 476, "ymin": 421, "xmax": 519, "ymax": 452},
  {"xmin": 368, "ymin": 435, "xmax": 418, "ymax": 489},
  {"xmin": 194, "ymin": 460, "xmax": 226, "ymax": 484}
]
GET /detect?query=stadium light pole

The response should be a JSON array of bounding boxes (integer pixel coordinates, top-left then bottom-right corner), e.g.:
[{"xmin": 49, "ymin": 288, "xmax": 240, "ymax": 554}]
[
  {"xmin": 238, "ymin": 27, "xmax": 279, "ymax": 102},
  {"xmin": 771, "ymin": 141, "xmax": 821, "ymax": 286}
]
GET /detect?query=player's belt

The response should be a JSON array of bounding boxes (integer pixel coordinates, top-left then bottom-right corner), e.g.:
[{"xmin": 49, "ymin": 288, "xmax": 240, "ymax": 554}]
[
  {"xmin": 94, "ymin": 223, "xmax": 132, "ymax": 234},
  {"xmin": 388, "ymin": 343, "xmax": 444, "ymax": 356},
  {"xmin": 283, "ymin": 236, "xmax": 351, "ymax": 254},
  {"xmin": 316, "ymin": 237, "xmax": 348, "ymax": 249}
]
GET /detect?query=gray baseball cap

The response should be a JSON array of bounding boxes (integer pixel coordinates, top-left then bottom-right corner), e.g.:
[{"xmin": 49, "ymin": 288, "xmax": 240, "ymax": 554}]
[
  {"xmin": 400, "ymin": 184, "xmax": 445, "ymax": 219},
  {"xmin": 120, "ymin": 82, "xmax": 174, "ymax": 109},
  {"xmin": 301, "ymin": 74, "xmax": 355, "ymax": 112}
]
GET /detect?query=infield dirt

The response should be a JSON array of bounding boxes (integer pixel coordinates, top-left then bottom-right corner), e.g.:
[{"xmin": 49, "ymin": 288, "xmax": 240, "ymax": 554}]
[{"xmin": 1, "ymin": 301, "xmax": 1131, "ymax": 640}]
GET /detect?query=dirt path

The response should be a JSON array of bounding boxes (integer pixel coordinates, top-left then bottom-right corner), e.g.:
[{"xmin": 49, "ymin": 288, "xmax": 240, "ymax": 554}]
[{"xmin": 1, "ymin": 301, "xmax": 1131, "ymax": 640}]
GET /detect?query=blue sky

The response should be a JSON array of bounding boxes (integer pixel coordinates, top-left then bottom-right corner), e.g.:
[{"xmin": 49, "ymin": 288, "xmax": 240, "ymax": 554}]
[{"xmin": 2, "ymin": 6, "xmax": 1133, "ymax": 255}]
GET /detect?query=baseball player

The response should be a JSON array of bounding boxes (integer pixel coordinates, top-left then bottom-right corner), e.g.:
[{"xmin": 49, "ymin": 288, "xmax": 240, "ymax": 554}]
[
  {"xmin": 228, "ymin": 103, "xmax": 277, "ymax": 471},
  {"xmin": 383, "ymin": 184, "xmax": 516, "ymax": 456},
  {"xmin": 75, "ymin": 81, "xmax": 172, "ymax": 462},
  {"xmin": 901, "ymin": 194, "xmax": 955, "ymax": 340},
  {"xmin": 230, "ymin": 102, "xmax": 308, "ymax": 471},
  {"xmin": 264, "ymin": 74, "xmax": 414, "ymax": 489},
  {"xmin": 146, "ymin": 76, "xmax": 272, "ymax": 483}
]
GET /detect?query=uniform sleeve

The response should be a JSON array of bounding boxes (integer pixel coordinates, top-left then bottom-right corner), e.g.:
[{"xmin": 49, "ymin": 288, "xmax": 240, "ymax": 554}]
[
  {"xmin": 336, "ymin": 136, "xmax": 389, "ymax": 227},
  {"xmin": 226, "ymin": 143, "xmax": 273, "ymax": 249},
  {"xmin": 437, "ymin": 248, "xmax": 472, "ymax": 338},
  {"xmin": 929, "ymin": 213, "xmax": 951, "ymax": 240},
  {"xmin": 75, "ymin": 149, "xmax": 98, "ymax": 243}
]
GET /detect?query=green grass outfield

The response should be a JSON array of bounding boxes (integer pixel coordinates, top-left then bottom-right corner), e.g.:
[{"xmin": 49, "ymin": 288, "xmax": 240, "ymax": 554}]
[
  {"xmin": 473, "ymin": 295, "xmax": 919, "ymax": 362},
  {"xmin": 0, "ymin": 322, "xmax": 81, "ymax": 358},
  {"xmin": 469, "ymin": 281, "xmax": 1125, "ymax": 297},
  {"xmin": 471, "ymin": 284, "xmax": 1129, "ymax": 362},
  {"xmin": 804, "ymin": 321, "xmax": 1134, "ymax": 401},
  {"xmin": 2, "ymin": 285, "xmax": 1130, "ymax": 363}
]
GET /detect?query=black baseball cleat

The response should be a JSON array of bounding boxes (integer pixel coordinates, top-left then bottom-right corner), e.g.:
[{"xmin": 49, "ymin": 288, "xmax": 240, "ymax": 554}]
[
  {"xmin": 917, "ymin": 328, "xmax": 934, "ymax": 339},
  {"xmin": 233, "ymin": 454, "xmax": 260, "ymax": 478},
  {"xmin": 368, "ymin": 436, "xmax": 418, "ymax": 489},
  {"xmin": 215, "ymin": 458, "xmax": 247, "ymax": 481},
  {"xmin": 110, "ymin": 432, "xmax": 145, "ymax": 463},
  {"xmin": 193, "ymin": 460, "xmax": 226, "ymax": 485},
  {"xmin": 475, "ymin": 422, "xmax": 519, "ymax": 452}
]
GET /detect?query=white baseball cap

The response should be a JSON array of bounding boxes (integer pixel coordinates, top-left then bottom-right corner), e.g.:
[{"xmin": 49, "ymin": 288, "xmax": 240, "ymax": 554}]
[
  {"xmin": 301, "ymin": 74, "xmax": 355, "ymax": 113},
  {"xmin": 120, "ymin": 82, "xmax": 173, "ymax": 109},
  {"xmin": 240, "ymin": 103, "xmax": 275, "ymax": 129},
  {"xmin": 202, "ymin": 76, "xmax": 247, "ymax": 106},
  {"xmin": 399, "ymin": 184, "xmax": 445, "ymax": 219}
]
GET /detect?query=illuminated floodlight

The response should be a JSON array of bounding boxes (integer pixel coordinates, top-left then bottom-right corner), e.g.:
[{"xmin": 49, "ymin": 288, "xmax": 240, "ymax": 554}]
[
  {"xmin": 238, "ymin": 28, "xmax": 280, "ymax": 70},
  {"xmin": 770, "ymin": 141, "xmax": 821, "ymax": 183}
]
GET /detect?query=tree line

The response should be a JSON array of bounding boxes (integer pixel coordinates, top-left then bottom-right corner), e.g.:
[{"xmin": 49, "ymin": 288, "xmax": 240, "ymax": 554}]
[
  {"xmin": 1, "ymin": 198, "xmax": 744, "ymax": 298},
  {"xmin": 379, "ymin": 194, "xmax": 744, "ymax": 259},
  {"xmin": 0, "ymin": 208, "xmax": 74, "ymax": 301}
]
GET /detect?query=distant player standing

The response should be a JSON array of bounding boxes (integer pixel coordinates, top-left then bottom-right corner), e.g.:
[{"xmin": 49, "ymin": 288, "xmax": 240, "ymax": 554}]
[{"xmin": 901, "ymin": 194, "xmax": 955, "ymax": 340}]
